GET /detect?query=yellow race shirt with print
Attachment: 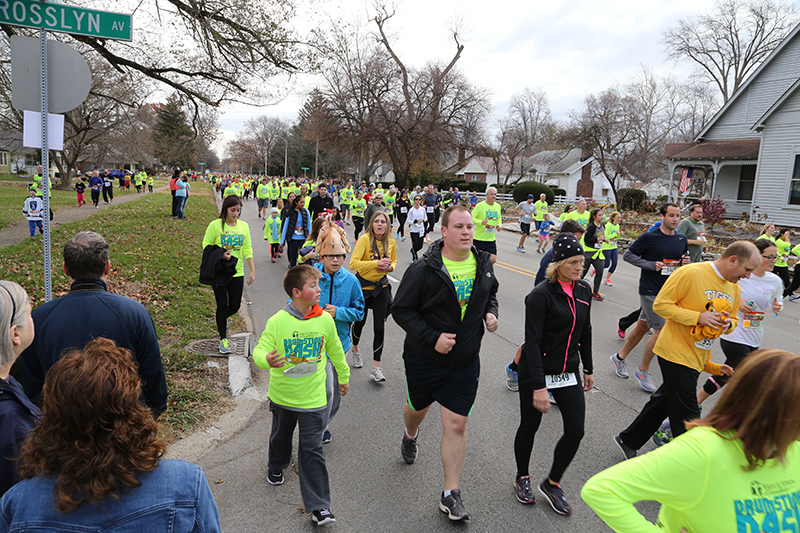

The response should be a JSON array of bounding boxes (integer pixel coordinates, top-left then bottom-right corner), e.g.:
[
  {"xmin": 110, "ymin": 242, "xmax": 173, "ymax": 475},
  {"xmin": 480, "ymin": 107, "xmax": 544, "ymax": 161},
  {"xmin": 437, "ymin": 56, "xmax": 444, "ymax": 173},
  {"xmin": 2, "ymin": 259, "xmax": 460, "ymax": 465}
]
[
  {"xmin": 652, "ymin": 262, "xmax": 740, "ymax": 374},
  {"xmin": 253, "ymin": 310, "xmax": 349, "ymax": 410},
  {"xmin": 472, "ymin": 201, "xmax": 503, "ymax": 242},
  {"xmin": 202, "ymin": 219, "xmax": 253, "ymax": 278},
  {"xmin": 352, "ymin": 198, "xmax": 366, "ymax": 218},
  {"xmin": 534, "ymin": 200, "xmax": 548, "ymax": 221},
  {"xmin": 341, "ymin": 187, "xmax": 354, "ymax": 205},
  {"xmin": 564, "ymin": 209, "xmax": 590, "ymax": 226},
  {"xmin": 384, "ymin": 193, "xmax": 396, "ymax": 215},
  {"xmin": 443, "ymin": 254, "xmax": 476, "ymax": 320}
]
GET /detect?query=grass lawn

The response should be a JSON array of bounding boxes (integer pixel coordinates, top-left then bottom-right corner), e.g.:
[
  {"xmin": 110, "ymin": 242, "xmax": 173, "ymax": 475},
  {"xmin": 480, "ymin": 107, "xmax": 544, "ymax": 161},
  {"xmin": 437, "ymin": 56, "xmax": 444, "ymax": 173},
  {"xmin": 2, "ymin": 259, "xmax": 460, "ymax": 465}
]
[
  {"xmin": 0, "ymin": 180, "xmax": 139, "ymax": 231},
  {"xmin": 2, "ymin": 183, "xmax": 235, "ymax": 439}
]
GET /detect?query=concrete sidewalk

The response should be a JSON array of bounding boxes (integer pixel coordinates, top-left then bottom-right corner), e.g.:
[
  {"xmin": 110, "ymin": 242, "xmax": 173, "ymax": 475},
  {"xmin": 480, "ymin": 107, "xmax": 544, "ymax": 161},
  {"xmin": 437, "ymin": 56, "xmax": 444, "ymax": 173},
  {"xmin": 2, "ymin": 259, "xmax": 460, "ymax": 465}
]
[{"xmin": 0, "ymin": 186, "xmax": 169, "ymax": 250}]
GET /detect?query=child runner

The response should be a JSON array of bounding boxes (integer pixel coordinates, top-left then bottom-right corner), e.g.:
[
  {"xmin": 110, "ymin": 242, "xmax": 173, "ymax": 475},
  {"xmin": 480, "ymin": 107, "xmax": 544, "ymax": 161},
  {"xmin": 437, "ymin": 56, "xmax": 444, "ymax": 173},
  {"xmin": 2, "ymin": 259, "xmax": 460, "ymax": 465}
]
[
  {"xmin": 22, "ymin": 189, "xmax": 44, "ymax": 237},
  {"xmin": 537, "ymin": 213, "xmax": 554, "ymax": 253},
  {"xmin": 264, "ymin": 207, "xmax": 282, "ymax": 263},
  {"xmin": 74, "ymin": 178, "xmax": 85, "ymax": 207},
  {"xmin": 253, "ymin": 265, "xmax": 350, "ymax": 526}
]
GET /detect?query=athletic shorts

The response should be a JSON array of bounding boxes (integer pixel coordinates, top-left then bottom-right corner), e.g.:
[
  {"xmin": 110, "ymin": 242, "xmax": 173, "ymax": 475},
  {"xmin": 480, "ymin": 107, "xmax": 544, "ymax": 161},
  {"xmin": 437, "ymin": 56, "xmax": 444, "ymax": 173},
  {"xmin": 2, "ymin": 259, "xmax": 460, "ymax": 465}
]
[
  {"xmin": 403, "ymin": 342, "xmax": 480, "ymax": 417},
  {"xmin": 538, "ymin": 233, "xmax": 550, "ymax": 243},
  {"xmin": 520, "ymin": 222, "xmax": 531, "ymax": 235},
  {"xmin": 340, "ymin": 203, "xmax": 350, "ymax": 213},
  {"xmin": 257, "ymin": 198, "xmax": 268, "ymax": 209},
  {"xmin": 638, "ymin": 294, "xmax": 666, "ymax": 330},
  {"xmin": 473, "ymin": 239, "xmax": 497, "ymax": 256}
]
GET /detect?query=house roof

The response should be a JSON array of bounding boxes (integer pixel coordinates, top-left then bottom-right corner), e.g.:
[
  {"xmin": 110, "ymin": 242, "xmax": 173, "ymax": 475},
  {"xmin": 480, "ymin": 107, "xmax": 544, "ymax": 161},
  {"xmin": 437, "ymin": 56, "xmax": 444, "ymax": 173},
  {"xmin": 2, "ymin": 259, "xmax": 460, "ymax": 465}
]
[
  {"xmin": 753, "ymin": 76, "xmax": 800, "ymax": 131},
  {"xmin": 525, "ymin": 147, "xmax": 592, "ymax": 175},
  {"xmin": 455, "ymin": 158, "xmax": 487, "ymax": 175},
  {"xmin": 664, "ymin": 139, "xmax": 761, "ymax": 160},
  {"xmin": 696, "ymin": 22, "xmax": 800, "ymax": 140}
]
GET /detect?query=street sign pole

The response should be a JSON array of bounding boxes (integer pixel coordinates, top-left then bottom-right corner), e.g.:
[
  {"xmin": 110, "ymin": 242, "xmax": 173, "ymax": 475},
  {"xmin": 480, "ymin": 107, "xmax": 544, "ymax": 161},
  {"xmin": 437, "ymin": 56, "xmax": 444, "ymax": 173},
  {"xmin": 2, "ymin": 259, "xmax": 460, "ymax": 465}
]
[{"xmin": 40, "ymin": 26, "xmax": 51, "ymax": 301}]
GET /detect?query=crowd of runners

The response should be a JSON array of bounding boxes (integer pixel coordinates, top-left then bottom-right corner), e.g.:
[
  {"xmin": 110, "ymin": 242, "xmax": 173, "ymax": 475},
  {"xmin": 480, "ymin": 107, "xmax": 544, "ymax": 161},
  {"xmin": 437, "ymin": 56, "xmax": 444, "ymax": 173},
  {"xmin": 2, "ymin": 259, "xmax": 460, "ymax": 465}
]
[{"xmin": 3, "ymin": 172, "xmax": 800, "ymax": 531}]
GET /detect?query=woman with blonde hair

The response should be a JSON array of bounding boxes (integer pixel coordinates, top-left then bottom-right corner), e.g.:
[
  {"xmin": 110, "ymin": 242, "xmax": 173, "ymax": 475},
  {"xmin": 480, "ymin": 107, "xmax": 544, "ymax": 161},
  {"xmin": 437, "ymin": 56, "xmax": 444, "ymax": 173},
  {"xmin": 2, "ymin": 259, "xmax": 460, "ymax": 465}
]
[
  {"xmin": 0, "ymin": 338, "xmax": 221, "ymax": 531},
  {"xmin": 350, "ymin": 211, "xmax": 396, "ymax": 381},
  {"xmin": 0, "ymin": 281, "xmax": 39, "ymax": 498},
  {"xmin": 583, "ymin": 349, "xmax": 800, "ymax": 532}
]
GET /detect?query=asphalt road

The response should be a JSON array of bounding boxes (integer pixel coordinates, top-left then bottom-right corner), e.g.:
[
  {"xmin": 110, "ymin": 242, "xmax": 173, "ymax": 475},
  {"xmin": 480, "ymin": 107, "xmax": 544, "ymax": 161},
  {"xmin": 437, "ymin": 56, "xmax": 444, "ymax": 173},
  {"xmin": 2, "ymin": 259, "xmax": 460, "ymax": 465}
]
[{"xmin": 196, "ymin": 199, "xmax": 800, "ymax": 532}]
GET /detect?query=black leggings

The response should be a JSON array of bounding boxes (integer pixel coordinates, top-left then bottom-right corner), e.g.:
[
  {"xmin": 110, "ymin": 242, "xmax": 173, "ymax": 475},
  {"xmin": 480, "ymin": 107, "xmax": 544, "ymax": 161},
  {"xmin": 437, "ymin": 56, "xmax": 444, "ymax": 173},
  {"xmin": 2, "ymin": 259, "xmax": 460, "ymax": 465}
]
[
  {"xmin": 619, "ymin": 308, "xmax": 641, "ymax": 332},
  {"xmin": 353, "ymin": 217, "xmax": 364, "ymax": 240},
  {"xmin": 426, "ymin": 213, "xmax": 436, "ymax": 235},
  {"xmin": 286, "ymin": 239, "xmax": 302, "ymax": 268},
  {"xmin": 701, "ymin": 339, "xmax": 757, "ymax": 395},
  {"xmin": 514, "ymin": 380, "xmax": 585, "ymax": 482},
  {"xmin": 784, "ymin": 267, "xmax": 800, "ymax": 297},
  {"xmin": 397, "ymin": 213, "xmax": 407, "ymax": 237},
  {"xmin": 213, "ymin": 276, "xmax": 244, "ymax": 339},
  {"xmin": 91, "ymin": 190, "xmax": 100, "ymax": 207},
  {"xmin": 102, "ymin": 186, "xmax": 113, "ymax": 203},
  {"xmin": 410, "ymin": 232, "xmax": 423, "ymax": 260},
  {"xmin": 774, "ymin": 265, "xmax": 790, "ymax": 288},
  {"xmin": 581, "ymin": 252, "xmax": 605, "ymax": 293},
  {"xmin": 351, "ymin": 286, "xmax": 391, "ymax": 362}
]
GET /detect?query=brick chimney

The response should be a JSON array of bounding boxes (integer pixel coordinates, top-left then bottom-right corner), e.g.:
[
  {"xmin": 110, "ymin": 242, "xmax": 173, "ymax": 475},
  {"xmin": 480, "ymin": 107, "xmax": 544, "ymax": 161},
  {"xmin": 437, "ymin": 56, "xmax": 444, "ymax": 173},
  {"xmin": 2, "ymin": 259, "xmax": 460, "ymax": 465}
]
[
  {"xmin": 576, "ymin": 141, "xmax": 594, "ymax": 198},
  {"xmin": 458, "ymin": 146, "xmax": 466, "ymax": 167}
]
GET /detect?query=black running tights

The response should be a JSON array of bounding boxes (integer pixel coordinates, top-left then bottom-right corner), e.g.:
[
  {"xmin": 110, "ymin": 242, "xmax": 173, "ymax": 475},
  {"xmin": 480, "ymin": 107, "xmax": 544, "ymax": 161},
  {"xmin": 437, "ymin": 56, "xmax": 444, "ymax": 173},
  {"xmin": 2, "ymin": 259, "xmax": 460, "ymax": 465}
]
[
  {"xmin": 514, "ymin": 380, "xmax": 585, "ymax": 482},
  {"xmin": 213, "ymin": 276, "xmax": 244, "ymax": 339},
  {"xmin": 351, "ymin": 287, "xmax": 391, "ymax": 362}
]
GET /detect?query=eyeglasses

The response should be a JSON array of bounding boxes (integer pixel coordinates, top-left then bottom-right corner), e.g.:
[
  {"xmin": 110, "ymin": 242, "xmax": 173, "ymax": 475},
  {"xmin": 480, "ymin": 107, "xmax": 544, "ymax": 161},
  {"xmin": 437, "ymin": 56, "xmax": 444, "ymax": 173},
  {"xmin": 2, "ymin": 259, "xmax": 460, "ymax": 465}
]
[
  {"xmin": 322, "ymin": 254, "xmax": 346, "ymax": 260},
  {"xmin": 762, "ymin": 254, "xmax": 778, "ymax": 261}
]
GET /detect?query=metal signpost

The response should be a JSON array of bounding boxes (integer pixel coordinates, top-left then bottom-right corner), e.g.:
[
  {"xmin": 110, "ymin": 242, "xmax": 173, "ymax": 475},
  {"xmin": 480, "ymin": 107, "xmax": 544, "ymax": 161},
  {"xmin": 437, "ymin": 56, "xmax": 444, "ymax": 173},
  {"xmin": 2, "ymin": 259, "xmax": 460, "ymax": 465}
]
[{"xmin": 5, "ymin": 0, "xmax": 132, "ymax": 300}]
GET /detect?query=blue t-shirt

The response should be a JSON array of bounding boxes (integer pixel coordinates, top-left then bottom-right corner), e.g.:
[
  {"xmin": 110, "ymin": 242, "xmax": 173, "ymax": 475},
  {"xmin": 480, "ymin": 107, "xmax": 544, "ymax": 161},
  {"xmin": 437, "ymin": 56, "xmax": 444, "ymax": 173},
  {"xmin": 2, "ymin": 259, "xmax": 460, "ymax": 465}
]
[{"xmin": 539, "ymin": 220, "xmax": 554, "ymax": 235}]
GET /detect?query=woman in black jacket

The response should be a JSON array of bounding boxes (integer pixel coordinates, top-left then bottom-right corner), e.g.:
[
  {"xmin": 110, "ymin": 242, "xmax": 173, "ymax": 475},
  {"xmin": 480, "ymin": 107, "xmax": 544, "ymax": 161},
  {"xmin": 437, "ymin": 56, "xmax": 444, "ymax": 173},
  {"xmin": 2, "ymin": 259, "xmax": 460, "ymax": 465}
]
[
  {"xmin": 514, "ymin": 233, "xmax": 593, "ymax": 517},
  {"xmin": 395, "ymin": 190, "xmax": 411, "ymax": 242},
  {"xmin": 581, "ymin": 208, "xmax": 606, "ymax": 301}
]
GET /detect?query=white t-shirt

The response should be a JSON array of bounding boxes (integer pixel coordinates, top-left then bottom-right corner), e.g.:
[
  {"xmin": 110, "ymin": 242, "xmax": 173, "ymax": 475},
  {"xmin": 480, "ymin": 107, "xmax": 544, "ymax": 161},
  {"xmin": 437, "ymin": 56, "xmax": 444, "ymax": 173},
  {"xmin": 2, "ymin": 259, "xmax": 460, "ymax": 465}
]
[
  {"xmin": 407, "ymin": 206, "xmax": 427, "ymax": 234},
  {"xmin": 722, "ymin": 271, "xmax": 783, "ymax": 348}
]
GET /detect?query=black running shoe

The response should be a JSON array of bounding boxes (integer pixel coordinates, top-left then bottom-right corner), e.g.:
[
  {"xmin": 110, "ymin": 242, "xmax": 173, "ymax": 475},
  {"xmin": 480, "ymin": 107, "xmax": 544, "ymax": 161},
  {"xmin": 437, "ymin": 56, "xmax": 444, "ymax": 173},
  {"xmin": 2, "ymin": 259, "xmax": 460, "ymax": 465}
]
[
  {"xmin": 514, "ymin": 475, "xmax": 535, "ymax": 504},
  {"xmin": 401, "ymin": 434, "xmax": 418, "ymax": 464},
  {"xmin": 267, "ymin": 470, "xmax": 284, "ymax": 485},
  {"xmin": 538, "ymin": 479, "xmax": 572, "ymax": 516},
  {"xmin": 311, "ymin": 508, "xmax": 336, "ymax": 526},
  {"xmin": 439, "ymin": 489, "xmax": 470, "ymax": 520}
]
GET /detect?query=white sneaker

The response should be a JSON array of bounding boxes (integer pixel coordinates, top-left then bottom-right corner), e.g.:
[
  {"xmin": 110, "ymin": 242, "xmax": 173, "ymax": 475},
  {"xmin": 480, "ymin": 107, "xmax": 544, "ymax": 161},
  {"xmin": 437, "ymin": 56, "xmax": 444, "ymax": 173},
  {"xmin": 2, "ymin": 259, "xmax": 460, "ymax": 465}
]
[
  {"xmin": 370, "ymin": 367, "xmax": 386, "ymax": 382},
  {"xmin": 351, "ymin": 350, "xmax": 363, "ymax": 368}
]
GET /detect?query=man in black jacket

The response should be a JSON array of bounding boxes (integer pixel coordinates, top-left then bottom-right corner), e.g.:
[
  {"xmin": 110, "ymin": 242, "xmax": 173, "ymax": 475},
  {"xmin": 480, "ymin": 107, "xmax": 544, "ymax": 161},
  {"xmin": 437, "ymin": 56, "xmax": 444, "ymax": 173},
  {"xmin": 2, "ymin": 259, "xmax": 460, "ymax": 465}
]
[
  {"xmin": 308, "ymin": 183, "xmax": 334, "ymax": 220},
  {"xmin": 392, "ymin": 205, "xmax": 499, "ymax": 521}
]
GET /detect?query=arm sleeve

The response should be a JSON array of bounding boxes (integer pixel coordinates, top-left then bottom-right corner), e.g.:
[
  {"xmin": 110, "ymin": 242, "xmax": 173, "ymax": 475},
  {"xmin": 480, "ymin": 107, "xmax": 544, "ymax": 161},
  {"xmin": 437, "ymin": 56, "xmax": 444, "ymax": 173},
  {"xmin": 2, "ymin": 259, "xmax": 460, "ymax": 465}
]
[
  {"xmin": 483, "ymin": 264, "xmax": 499, "ymax": 319},
  {"xmin": 472, "ymin": 203, "xmax": 485, "ymax": 225},
  {"xmin": 325, "ymin": 317, "xmax": 350, "ymax": 385},
  {"xmin": 241, "ymin": 223, "xmax": 253, "ymax": 260},
  {"xmin": 253, "ymin": 317, "xmax": 277, "ymax": 370},
  {"xmin": 334, "ymin": 281, "xmax": 365, "ymax": 323},
  {"xmin": 202, "ymin": 222, "xmax": 219, "ymax": 249},
  {"xmin": 521, "ymin": 290, "xmax": 548, "ymax": 390},
  {"xmin": 349, "ymin": 237, "xmax": 380, "ymax": 278},
  {"xmin": 193, "ymin": 466, "xmax": 222, "ymax": 533},
  {"xmin": 578, "ymin": 284, "xmax": 593, "ymax": 374},
  {"xmin": 584, "ymin": 223, "xmax": 598, "ymax": 246},
  {"xmin": 135, "ymin": 312, "xmax": 168, "ymax": 416},
  {"xmin": 391, "ymin": 265, "xmax": 442, "ymax": 348},
  {"xmin": 623, "ymin": 249, "xmax": 657, "ymax": 271},
  {"xmin": 581, "ymin": 430, "xmax": 711, "ymax": 533},
  {"xmin": 652, "ymin": 270, "xmax": 700, "ymax": 326},
  {"xmin": 389, "ymin": 239, "xmax": 397, "ymax": 272}
]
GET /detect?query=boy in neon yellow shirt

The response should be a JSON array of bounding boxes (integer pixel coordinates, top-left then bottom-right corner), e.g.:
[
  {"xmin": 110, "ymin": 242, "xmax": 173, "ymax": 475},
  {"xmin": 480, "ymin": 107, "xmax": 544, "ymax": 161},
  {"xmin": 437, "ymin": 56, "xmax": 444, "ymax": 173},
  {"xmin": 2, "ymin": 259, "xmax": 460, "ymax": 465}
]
[
  {"xmin": 253, "ymin": 265, "xmax": 350, "ymax": 526},
  {"xmin": 264, "ymin": 207, "xmax": 282, "ymax": 262}
]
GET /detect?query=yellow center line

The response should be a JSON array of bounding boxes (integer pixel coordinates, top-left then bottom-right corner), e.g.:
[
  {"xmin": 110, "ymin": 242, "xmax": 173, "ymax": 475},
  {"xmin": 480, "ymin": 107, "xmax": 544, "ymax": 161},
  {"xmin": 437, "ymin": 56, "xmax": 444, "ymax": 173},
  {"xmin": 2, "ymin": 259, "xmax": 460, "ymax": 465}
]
[{"xmin": 495, "ymin": 261, "xmax": 538, "ymax": 279}]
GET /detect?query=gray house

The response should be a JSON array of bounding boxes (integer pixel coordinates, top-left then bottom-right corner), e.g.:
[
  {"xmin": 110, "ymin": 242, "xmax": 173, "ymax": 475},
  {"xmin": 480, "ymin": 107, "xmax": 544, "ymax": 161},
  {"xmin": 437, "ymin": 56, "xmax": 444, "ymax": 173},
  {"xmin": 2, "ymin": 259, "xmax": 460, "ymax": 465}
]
[{"xmin": 665, "ymin": 23, "xmax": 800, "ymax": 225}]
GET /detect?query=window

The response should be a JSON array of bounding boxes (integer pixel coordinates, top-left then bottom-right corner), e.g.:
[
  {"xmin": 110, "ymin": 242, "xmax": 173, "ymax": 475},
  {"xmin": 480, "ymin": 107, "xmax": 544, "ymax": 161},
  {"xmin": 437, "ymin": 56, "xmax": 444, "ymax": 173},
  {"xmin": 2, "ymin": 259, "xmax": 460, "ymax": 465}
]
[
  {"xmin": 738, "ymin": 165, "xmax": 756, "ymax": 201},
  {"xmin": 790, "ymin": 156, "xmax": 800, "ymax": 205},
  {"xmin": 0, "ymin": 152, "xmax": 7, "ymax": 166}
]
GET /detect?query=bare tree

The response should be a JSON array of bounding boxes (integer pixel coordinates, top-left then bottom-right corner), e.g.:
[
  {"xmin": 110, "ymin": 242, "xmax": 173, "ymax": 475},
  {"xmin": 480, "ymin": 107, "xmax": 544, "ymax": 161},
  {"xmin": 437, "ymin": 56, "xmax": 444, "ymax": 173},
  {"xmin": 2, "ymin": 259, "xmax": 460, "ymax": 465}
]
[{"xmin": 663, "ymin": 0, "xmax": 798, "ymax": 102}]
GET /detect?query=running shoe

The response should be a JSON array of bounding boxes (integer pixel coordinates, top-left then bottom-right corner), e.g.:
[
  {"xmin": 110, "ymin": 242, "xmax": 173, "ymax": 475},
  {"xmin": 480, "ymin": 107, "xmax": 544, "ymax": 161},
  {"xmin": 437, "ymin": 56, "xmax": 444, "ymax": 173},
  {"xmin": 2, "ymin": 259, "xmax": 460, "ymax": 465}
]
[
  {"xmin": 603, "ymin": 278, "xmax": 613, "ymax": 286},
  {"xmin": 592, "ymin": 292, "xmax": 604, "ymax": 301},
  {"xmin": 613, "ymin": 434, "xmax": 637, "ymax": 461},
  {"xmin": 651, "ymin": 420, "xmax": 673, "ymax": 448},
  {"xmin": 322, "ymin": 430, "xmax": 332, "ymax": 444},
  {"xmin": 610, "ymin": 353, "xmax": 628, "ymax": 378},
  {"xmin": 267, "ymin": 470, "xmax": 284, "ymax": 485},
  {"xmin": 351, "ymin": 350, "xmax": 363, "ymax": 368},
  {"xmin": 635, "ymin": 366, "xmax": 657, "ymax": 393},
  {"xmin": 538, "ymin": 480, "xmax": 572, "ymax": 516},
  {"xmin": 311, "ymin": 509, "xmax": 336, "ymax": 526},
  {"xmin": 591, "ymin": 267, "xmax": 596, "ymax": 276},
  {"xmin": 402, "ymin": 236, "xmax": 406, "ymax": 241},
  {"xmin": 219, "ymin": 338, "xmax": 231, "ymax": 355},
  {"xmin": 514, "ymin": 475, "xmax": 535, "ymax": 504},
  {"xmin": 549, "ymin": 391, "xmax": 556, "ymax": 404},
  {"xmin": 617, "ymin": 323, "xmax": 626, "ymax": 339},
  {"xmin": 401, "ymin": 433, "xmax": 418, "ymax": 464},
  {"xmin": 370, "ymin": 367, "xmax": 386, "ymax": 382},
  {"xmin": 790, "ymin": 294, "xmax": 800, "ymax": 301},
  {"xmin": 439, "ymin": 490, "xmax": 470, "ymax": 521},
  {"xmin": 506, "ymin": 364, "xmax": 519, "ymax": 392}
]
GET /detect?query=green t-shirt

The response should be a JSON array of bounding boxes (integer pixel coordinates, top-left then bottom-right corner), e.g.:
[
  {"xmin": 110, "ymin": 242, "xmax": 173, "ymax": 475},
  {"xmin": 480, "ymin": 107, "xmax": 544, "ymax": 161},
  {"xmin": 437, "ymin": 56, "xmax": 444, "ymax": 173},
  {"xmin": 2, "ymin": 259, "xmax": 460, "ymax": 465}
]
[
  {"xmin": 442, "ymin": 254, "xmax": 477, "ymax": 320},
  {"xmin": 776, "ymin": 238, "xmax": 792, "ymax": 267},
  {"xmin": 341, "ymin": 187, "xmax": 354, "ymax": 204},
  {"xmin": 472, "ymin": 201, "xmax": 503, "ymax": 242},
  {"xmin": 352, "ymin": 198, "xmax": 366, "ymax": 219},
  {"xmin": 384, "ymin": 193, "xmax": 396, "ymax": 214},
  {"xmin": 582, "ymin": 426, "xmax": 800, "ymax": 533},
  {"xmin": 604, "ymin": 222, "xmax": 620, "ymax": 251},
  {"xmin": 202, "ymin": 219, "xmax": 253, "ymax": 277},
  {"xmin": 253, "ymin": 309, "xmax": 349, "ymax": 410},
  {"xmin": 534, "ymin": 200, "xmax": 548, "ymax": 221},
  {"xmin": 565, "ymin": 209, "xmax": 590, "ymax": 226},
  {"xmin": 224, "ymin": 186, "xmax": 238, "ymax": 197}
]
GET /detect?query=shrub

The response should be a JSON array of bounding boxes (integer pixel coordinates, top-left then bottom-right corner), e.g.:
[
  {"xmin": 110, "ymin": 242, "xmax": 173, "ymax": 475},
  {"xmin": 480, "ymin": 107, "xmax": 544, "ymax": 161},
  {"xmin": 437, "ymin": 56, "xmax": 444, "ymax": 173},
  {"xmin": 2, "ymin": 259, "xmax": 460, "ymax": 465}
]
[
  {"xmin": 617, "ymin": 188, "xmax": 647, "ymax": 211},
  {"xmin": 655, "ymin": 194, "xmax": 668, "ymax": 202},
  {"xmin": 697, "ymin": 196, "xmax": 728, "ymax": 229},
  {"xmin": 512, "ymin": 181, "xmax": 555, "ymax": 204},
  {"xmin": 465, "ymin": 181, "xmax": 487, "ymax": 193},
  {"xmin": 552, "ymin": 188, "xmax": 567, "ymax": 198}
]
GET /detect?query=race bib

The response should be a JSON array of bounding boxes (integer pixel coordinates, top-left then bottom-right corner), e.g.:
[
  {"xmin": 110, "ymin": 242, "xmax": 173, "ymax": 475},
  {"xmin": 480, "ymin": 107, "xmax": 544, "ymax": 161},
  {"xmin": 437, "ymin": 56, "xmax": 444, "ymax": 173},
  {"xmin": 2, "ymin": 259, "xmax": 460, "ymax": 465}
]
[
  {"xmin": 426, "ymin": 206, "xmax": 434, "ymax": 213},
  {"xmin": 742, "ymin": 311, "xmax": 764, "ymax": 331},
  {"xmin": 545, "ymin": 372, "xmax": 577, "ymax": 389},
  {"xmin": 694, "ymin": 337, "xmax": 717, "ymax": 350},
  {"xmin": 294, "ymin": 226, "xmax": 304, "ymax": 236},
  {"xmin": 662, "ymin": 259, "xmax": 680, "ymax": 276},
  {"xmin": 485, "ymin": 226, "xmax": 496, "ymax": 234},
  {"xmin": 400, "ymin": 207, "xmax": 408, "ymax": 213},
  {"xmin": 283, "ymin": 362, "xmax": 317, "ymax": 377}
]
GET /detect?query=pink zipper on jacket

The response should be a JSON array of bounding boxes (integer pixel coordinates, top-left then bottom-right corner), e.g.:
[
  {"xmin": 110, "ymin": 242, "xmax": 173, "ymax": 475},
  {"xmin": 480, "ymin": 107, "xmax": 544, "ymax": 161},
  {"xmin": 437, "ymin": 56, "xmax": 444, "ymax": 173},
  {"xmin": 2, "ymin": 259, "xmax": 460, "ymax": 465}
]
[{"xmin": 561, "ymin": 282, "xmax": 577, "ymax": 374}]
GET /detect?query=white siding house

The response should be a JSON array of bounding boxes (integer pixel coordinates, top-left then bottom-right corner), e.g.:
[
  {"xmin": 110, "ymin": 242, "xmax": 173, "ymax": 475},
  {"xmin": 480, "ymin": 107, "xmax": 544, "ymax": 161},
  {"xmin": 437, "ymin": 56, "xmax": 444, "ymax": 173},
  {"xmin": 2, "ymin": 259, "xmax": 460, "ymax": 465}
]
[{"xmin": 665, "ymin": 23, "xmax": 800, "ymax": 225}]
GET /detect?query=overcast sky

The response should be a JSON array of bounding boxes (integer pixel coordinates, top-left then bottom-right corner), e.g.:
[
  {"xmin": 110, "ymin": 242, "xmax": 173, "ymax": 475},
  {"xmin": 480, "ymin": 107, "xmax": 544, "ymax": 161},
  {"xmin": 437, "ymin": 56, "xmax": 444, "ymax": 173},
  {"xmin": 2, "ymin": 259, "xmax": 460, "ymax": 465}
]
[{"xmin": 214, "ymin": 0, "xmax": 721, "ymax": 154}]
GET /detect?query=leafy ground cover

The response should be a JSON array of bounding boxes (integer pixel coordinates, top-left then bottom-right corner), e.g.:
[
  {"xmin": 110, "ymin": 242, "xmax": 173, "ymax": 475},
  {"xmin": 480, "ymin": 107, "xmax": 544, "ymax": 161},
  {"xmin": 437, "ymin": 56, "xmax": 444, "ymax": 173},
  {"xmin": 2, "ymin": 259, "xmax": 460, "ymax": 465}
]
[{"xmin": 2, "ymin": 184, "xmax": 236, "ymax": 440}]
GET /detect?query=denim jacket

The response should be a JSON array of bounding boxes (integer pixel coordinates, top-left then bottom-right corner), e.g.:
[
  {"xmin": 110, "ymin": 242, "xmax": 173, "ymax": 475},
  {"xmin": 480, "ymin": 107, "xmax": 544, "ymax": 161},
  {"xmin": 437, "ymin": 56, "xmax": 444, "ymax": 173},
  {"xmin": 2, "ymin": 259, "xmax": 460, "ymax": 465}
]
[{"xmin": 0, "ymin": 459, "xmax": 220, "ymax": 532}]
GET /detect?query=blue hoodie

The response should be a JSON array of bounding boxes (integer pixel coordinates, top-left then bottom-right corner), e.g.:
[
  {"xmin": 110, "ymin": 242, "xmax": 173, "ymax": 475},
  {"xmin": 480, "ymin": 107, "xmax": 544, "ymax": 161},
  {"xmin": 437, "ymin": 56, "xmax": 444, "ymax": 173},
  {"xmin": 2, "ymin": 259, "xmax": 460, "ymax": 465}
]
[{"xmin": 313, "ymin": 262, "xmax": 365, "ymax": 353}]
